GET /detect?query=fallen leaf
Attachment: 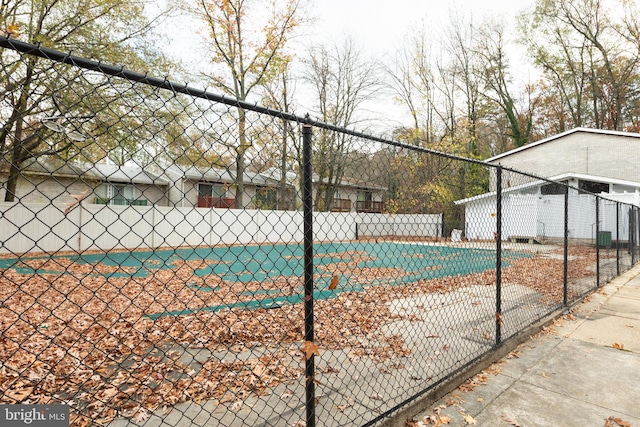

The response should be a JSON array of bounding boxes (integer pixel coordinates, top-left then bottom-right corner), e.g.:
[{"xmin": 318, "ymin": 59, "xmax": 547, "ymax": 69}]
[
  {"xmin": 336, "ymin": 402, "xmax": 353, "ymax": 412},
  {"xmin": 459, "ymin": 374, "xmax": 488, "ymax": 392},
  {"xmin": 131, "ymin": 409, "xmax": 149, "ymax": 425},
  {"xmin": 541, "ymin": 371, "xmax": 547, "ymax": 377},
  {"xmin": 496, "ymin": 312, "xmax": 503, "ymax": 325},
  {"xmin": 64, "ymin": 189, "xmax": 89, "ymax": 215},
  {"xmin": 6, "ymin": 387, "xmax": 34, "ymax": 402},
  {"xmin": 503, "ymin": 414, "xmax": 521, "ymax": 426},
  {"xmin": 612, "ymin": 343, "xmax": 625, "ymax": 350},
  {"xmin": 301, "ymin": 341, "xmax": 320, "ymax": 360},
  {"xmin": 606, "ymin": 416, "xmax": 632, "ymax": 427},
  {"xmin": 462, "ymin": 413, "xmax": 477, "ymax": 425},
  {"xmin": 0, "ymin": 239, "xmax": 608, "ymax": 424},
  {"xmin": 329, "ymin": 275, "xmax": 339, "ymax": 290},
  {"xmin": 506, "ymin": 350, "xmax": 521, "ymax": 359},
  {"xmin": 486, "ymin": 363, "xmax": 503, "ymax": 376},
  {"xmin": 230, "ymin": 401, "xmax": 243, "ymax": 412},
  {"xmin": 423, "ymin": 413, "xmax": 451, "ymax": 425}
]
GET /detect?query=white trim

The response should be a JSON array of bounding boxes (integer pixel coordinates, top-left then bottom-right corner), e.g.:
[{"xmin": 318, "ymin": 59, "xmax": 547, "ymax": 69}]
[
  {"xmin": 455, "ymin": 171, "xmax": 640, "ymax": 205},
  {"xmin": 552, "ymin": 172, "xmax": 640, "ymax": 189}
]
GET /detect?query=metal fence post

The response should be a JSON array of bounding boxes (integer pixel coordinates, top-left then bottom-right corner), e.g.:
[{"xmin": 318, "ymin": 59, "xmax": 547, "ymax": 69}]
[
  {"xmin": 302, "ymin": 123, "xmax": 315, "ymax": 427},
  {"xmin": 631, "ymin": 207, "xmax": 636, "ymax": 266},
  {"xmin": 563, "ymin": 186, "xmax": 569, "ymax": 306},
  {"xmin": 636, "ymin": 207, "xmax": 640, "ymax": 265},
  {"xmin": 617, "ymin": 202, "xmax": 620, "ymax": 276},
  {"xmin": 596, "ymin": 197, "xmax": 600, "ymax": 287},
  {"xmin": 637, "ymin": 207, "xmax": 640, "ymax": 264},
  {"xmin": 495, "ymin": 167, "xmax": 503, "ymax": 346}
]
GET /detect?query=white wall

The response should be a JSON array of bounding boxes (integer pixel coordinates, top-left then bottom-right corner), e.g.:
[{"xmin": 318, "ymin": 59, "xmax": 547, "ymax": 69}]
[
  {"xmin": 463, "ymin": 193, "xmax": 640, "ymax": 241},
  {"xmin": 488, "ymin": 131, "xmax": 640, "ymax": 185},
  {"xmin": 356, "ymin": 213, "xmax": 443, "ymax": 238},
  {"xmin": 0, "ymin": 203, "xmax": 443, "ymax": 254}
]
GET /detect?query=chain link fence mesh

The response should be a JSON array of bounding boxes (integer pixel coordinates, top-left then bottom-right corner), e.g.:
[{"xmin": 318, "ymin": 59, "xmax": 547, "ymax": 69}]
[{"xmin": 1, "ymin": 38, "xmax": 639, "ymax": 427}]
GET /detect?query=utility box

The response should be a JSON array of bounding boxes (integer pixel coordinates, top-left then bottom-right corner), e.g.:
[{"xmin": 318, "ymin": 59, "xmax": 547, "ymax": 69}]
[{"xmin": 597, "ymin": 231, "xmax": 612, "ymax": 248}]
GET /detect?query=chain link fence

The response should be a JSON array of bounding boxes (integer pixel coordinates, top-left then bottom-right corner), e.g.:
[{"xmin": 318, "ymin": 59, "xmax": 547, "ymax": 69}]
[{"xmin": 1, "ymin": 37, "xmax": 639, "ymax": 427}]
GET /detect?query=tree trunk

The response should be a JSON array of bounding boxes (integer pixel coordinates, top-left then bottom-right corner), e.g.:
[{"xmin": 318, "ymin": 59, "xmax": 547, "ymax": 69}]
[
  {"xmin": 4, "ymin": 122, "xmax": 26, "ymax": 203},
  {"xmin": 235, "ymin": 108, "xmax": 247, "ymax": 209},
  {"xmin": 3, "ymin": 57, "xmax": 37, "ymax": 202},
  {"xmin": 279, "ymin": 119, "xmax": 289, "ymax": 210}
]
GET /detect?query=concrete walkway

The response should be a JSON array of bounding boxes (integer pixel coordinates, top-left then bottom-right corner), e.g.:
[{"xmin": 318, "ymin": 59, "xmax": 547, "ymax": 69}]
[{"xmin": 407, "ymin": 265, "xmax": 640, "ymax": 427}]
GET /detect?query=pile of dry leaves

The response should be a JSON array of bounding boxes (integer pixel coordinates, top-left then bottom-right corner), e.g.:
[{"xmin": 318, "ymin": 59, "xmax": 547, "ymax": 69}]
[{"xmin": 0, "ymin": 243, "xmax": 598, "ymax": 425}]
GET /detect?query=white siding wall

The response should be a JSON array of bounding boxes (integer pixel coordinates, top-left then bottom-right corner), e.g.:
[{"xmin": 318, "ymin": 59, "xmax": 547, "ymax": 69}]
[
  {"xmin": 357, "ymin": 213, "xmax": 443, "ymax": 238},
  {"xmin": 0, "ymin": 204, "xmax": 443, "ymax": 254},
  {"xmin": 489, "ymin": 132, "xmax": 640, "ymax": 186},
  {"xmin": 463, "ymin": 193, "xmax": 640, "ymax": 241},
  {"xmin": 0, "ymin": 173, "xmax": 168, "ymax": 206}
]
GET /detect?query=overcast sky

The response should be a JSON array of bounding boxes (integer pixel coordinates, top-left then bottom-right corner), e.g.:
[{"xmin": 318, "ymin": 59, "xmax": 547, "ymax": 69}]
[
  {"xmin": 306, "ymin": 0, "xmax": 533, "ymax": 58},
  {"xmin": 302, "ymin": 1, "xmax": 537, "ymax": 127},
  {"xmin": 164, "ymin": 0, "xmax": 536, "ymax": 129},
  {"xmin": 168, "ymin": 0, "xmax": 534, "ymax": 73}
]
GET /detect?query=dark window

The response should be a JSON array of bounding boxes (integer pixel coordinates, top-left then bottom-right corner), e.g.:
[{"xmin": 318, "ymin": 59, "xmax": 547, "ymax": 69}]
[
  {"xmin": 579, "ymin": 180, "xmax": 609, "ymax": 194},
  {"xmin": 358, "ymin": 190, "xmax": 373, "ymax": 202},
  {"xmin": 541, "ymin": 182, "xmax": 566, "ymax": 195},
  {"xmin": 198, "ymin": 183, "xmax": 212, "ymax": 197},
  {"xmin": 198, "ymin": 183, "xmax": 226, "ymax": 197},
  {"xmin": 255, "ymin": 187, "xmax": 277, "ymax": 209}
]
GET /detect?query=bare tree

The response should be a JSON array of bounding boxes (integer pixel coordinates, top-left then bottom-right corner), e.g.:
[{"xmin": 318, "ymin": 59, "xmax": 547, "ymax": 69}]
[
  {"xmin": 444, "ymin": 9, "xmax": 484, "ymax": 154},
  {"xmin": 188, "ymin": 0, "xmax": 303, "ymax": 208},
  {"xmin": 476, "ymin": 19, "xmax": 534, "ymax": 148},
  {"xmin": 260, "ymin": 64, "xmax": 298, "ymax": 210},
  {"xmin": 519, "ymin": 6, "xmax": 593, "ymax": 132},
  {"xmin": 534, "ymin": 0, "xmax": 640, "ymax": 131},
  {"xmin": 385, "ymin": 44, "xmax": 421, "ymax": 135},
  {"xmin": 303, "ymin": 38, "xmax": 379, "ymax": 211}
]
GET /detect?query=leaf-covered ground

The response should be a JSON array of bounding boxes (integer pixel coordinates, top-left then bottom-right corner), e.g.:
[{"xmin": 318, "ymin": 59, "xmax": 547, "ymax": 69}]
[{"xmin": 0, "ymin": 243, "xmax": 601, "ymax": 425}]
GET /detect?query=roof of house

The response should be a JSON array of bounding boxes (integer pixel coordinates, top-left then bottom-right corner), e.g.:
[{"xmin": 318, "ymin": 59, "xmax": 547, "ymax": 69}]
[
  {"xmin": 486, "ymin": 127, "xmax": 640, "ymax": 163},
  {"xmin": 320, "ymin": 175, "xmax": 387, "ymax": 191},
  {"xmin": 20, "ymin": 157, "xmax": 170, "ymax": 186},
  {"xmin": 258, "ymin": 167, "xmax": 298, "ymax": 187},
  {"xmin": 165, "ymin": 164, "xmax": 282, "ymax": 187},
  {"xmin": 454, "ymin": 172, "xmax": 640, "ymax": 205},
  {"xmin": 258, "ymin": 167, "xmax": 388, "ymax": 191}
]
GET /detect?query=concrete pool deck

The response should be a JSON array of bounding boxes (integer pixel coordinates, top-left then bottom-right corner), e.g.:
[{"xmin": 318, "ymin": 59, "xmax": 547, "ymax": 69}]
[{"xmin": 400, "ymin": 264, "xmax": 640, "ymax": 427}]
